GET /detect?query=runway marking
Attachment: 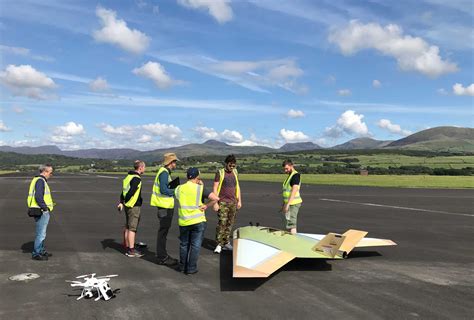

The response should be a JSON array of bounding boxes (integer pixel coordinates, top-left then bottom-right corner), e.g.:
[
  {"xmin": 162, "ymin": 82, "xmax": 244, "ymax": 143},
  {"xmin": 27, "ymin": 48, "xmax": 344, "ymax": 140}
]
[
  {"xmin": 319, "ymin": 198, "xmax": 474, "ymax": 218},
  {"xmin": 96, "ymin": 175, "xmax": 119, "ymax": 179}
]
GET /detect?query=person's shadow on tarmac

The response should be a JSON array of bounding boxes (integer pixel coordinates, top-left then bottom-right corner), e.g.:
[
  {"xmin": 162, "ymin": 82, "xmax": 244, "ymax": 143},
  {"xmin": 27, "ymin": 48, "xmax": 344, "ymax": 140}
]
[{"xmin": 100, "ymin": 238, "xmax": 177, "ymax": 270}]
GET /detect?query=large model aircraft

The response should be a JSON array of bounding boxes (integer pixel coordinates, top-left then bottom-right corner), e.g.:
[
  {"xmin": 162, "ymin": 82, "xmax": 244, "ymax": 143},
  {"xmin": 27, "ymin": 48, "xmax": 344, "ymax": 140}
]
[{"xmin": 233, "ymin": 226, "xmax": 396, "ymax": 278}]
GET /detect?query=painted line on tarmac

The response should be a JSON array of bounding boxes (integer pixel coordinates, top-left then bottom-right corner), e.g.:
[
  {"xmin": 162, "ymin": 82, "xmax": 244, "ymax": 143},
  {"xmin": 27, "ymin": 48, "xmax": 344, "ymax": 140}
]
[
  {"xmin": 96, "ymin": 175, "xmax": 119, "ymax": 179},
  {"xmin": 319, "ymin": 198, "xmax": 473, "ymax": 217}
]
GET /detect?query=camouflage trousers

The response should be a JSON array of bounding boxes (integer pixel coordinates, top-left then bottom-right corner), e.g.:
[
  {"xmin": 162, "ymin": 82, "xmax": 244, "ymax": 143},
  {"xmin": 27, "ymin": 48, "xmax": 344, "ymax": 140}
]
[{"xmin": 215, "ymin": 202, "xmax": 237, "ymax": 246}]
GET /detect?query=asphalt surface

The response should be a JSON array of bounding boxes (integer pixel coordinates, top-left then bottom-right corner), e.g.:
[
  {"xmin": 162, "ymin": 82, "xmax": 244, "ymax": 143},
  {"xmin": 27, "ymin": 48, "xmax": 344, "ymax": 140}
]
[{"xmin": 0, "ymin": 173, "xmax": 473, "ymax": 320}]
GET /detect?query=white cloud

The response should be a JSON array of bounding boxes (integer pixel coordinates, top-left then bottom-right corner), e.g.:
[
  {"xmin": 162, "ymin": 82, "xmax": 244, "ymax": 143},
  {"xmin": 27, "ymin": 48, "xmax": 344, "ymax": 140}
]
[
  {"xmin": 453, "ymin": 83, "xmax": 474, "ymax": 96},
  {"xmin": 279, "ymin": 128, "xmax": 310, "ymax": 143},
  {"xmin": 155, "ymin": 53, "xmax": 306, "ymax": 94},
  {"xmin": 177, "ymin": 0, "xmax": 233, "ymax": 24},
  {"xmin": 93, "ymin": 6, "xmax": 150, "ymax": 54},
  {"xmin": 133, "ymin": 61, "xmax": 181, "ymax": 89},
  {"xmin": 193, "ymin": 126, "xmax": 247, "ymax": 143},
  {"xmin": 12, "ymin": 105, "xmax": 25, "ymax": 113},
  {"xmin": 142, "ymin": 122, "xmax": 182, "ymax": 139},
  {"xmin": 0, "ymin": 64, "xmax": 56, "ymax": 99},
  {"xmin": 372, "ymin": 79, "xmax": 382, "ymax": 88},
  {"xmin": 338, "ymin": 89, "xmax": 351, "ymax": 96},
  {"xmin": 89, "ymin": 77, "xmax": 109, "ymax": 92},
  {"xmin": 437, "ymin": 88, "xmax": 448, "ymax": 95},
  {"xmin": 377, "ymin": 119, "xmax": 412, "ymax": 136},
  {"xmin": 329, "ymin": 20, "xmax": 458, "ymax": 77},
  {"xmin": 325, "ymin": 110, "xmax": 369, "ymax": 138},
  {"xmin": 287, "ymin": 109, "xmax": 305, "ymax": 118},
  {"xmin": 0, "ymin": 121, "xmax": 10, "ymax": 132},
  {"xmin": 137, "ymin": 134, "xmax": 153, "ymax": 143},
  {"xmin": 0, "ymin": 44, "xmax": 53, "ymax": 62},
  {"xmin": 51, "ymin": 122, "xmax": 85, "ymax": 144},
  {"xmin": 194, "ymin": 126, "xmax": 219, "ymax": 140},
  {"xmin": 220, "ymin": 129, "xmax": 243, "ymax": 143},
  {"xmin": 325, "ymin": 75, "xmax": 336, "ymax": 84},
  {"xmin": 99, "ymin": 123, "xmax": 135, "ymax": 136}
]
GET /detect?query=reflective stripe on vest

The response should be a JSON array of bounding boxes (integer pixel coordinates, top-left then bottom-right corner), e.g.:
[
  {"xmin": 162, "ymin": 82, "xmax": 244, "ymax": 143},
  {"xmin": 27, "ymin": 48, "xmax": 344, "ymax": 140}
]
[
  {"xmin": 175, "ymin": 181, "xmax": 205, "ymax": 226},
  {"xmin": 27, "ymin": 177, "xmax": 54, "ymax": 211},
  {"xmin": 216, "ymin": 168, "xmax": 240, "ymax": 199},
  {"xmin": 150, "ymin": 167, "xmax": 174, "ymax": 208},
  {"xmin": 122, "ymin": 174, "xmax": 142, "ymax": 208},
  {"xmin": 282, "ymin": 170, "xmax": 302, "ymax": 205}
]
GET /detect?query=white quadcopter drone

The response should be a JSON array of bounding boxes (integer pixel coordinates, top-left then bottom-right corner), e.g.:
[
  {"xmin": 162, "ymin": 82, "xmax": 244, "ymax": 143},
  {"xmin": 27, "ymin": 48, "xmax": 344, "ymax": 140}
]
[{"xmin": 67, "ymin": 273, "xmax": 118, "ymax": 301}]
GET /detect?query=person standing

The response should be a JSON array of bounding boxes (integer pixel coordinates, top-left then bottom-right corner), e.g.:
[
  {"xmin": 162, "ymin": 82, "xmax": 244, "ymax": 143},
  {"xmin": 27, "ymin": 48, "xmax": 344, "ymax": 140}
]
[
  {"xmin": 175, "ymin": 168, "xmax": 219, "ymax": 274},
  {"xmin": 150, "ymin": 153, "xmax": 179, "ymax": 265},
  {"xmin": 212, "ymin": 154, "xmax": 242, "ymax": 254},
  {"xmin": 118, "ymin": 160, "xmax": 146, "ymax": 258},
  {"xmin": 281, "ymin": 159, "xmax": 302, "ymax": 234},
  {"xmin": 27, "ymin": 164, "xmax": 55, "ymax": 261}
]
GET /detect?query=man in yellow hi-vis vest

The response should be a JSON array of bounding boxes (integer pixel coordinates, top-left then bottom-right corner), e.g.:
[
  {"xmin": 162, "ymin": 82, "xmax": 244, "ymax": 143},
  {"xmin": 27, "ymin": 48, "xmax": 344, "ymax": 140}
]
[
  {"xmin": 281, "ymin": 159, "xmax": 303, "ymax": 234},
  {"xmin": 212, "ymin": 154, "xmax": 242, "ymax": 254},
  {"xmin": 175, "ymin": 168, "xmax": 219, "ymax": 274},
  {"xmin": 27, "ymin": 164, "xmax": 54, "ymax": 261},
  {"xmin": 150, "ymin": 153, "xmax": 179, "ymax": 266},
  {"xmin": 118, "ymin": 160, "xmax": 145, "ymax": 258}
]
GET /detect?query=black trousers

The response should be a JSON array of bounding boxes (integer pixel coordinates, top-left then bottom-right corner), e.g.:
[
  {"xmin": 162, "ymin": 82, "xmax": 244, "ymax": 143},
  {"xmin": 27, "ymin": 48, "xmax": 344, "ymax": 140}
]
[{"xmin": 156, "ymin": 207, "xmax": 174, "ymax": 260}]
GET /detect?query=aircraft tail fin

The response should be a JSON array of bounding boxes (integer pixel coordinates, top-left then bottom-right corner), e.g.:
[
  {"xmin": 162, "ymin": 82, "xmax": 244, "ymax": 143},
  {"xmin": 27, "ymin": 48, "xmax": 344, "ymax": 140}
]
[{"xmin": 312, "ymin": 233, "xmax": 346, "ymax": 258}]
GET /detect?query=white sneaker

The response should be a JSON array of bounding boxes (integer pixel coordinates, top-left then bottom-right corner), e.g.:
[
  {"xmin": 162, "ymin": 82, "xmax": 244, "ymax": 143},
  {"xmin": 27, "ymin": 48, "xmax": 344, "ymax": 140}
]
[
  {"xmin": 214, "ymin": 245, "xmax": 222, "ymax": 254},
  {"xmin": 222, "ymin": 243, "xmax": 233, "ymax": 251}
]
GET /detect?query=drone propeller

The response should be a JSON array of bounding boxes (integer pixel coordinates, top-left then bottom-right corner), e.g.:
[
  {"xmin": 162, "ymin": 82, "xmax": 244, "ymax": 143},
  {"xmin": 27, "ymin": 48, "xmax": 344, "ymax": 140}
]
[
  {"xmin": 76, "ymin": 273, "xmax": 96, "ymax": 279},
  {"xmin": 96, "ymin": 274, "xmax": 118, "ymax": 278},
  {"xmin": 65, "ymin": 280, "xmax": 83, "ymax": 283}
]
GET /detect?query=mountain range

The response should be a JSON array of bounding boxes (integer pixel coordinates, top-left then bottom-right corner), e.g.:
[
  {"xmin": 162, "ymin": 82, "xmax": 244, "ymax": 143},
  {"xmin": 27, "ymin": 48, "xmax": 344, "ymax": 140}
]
[{"xmin": 1, "ymin": 127, "xmax": 473, "ymax": 160}]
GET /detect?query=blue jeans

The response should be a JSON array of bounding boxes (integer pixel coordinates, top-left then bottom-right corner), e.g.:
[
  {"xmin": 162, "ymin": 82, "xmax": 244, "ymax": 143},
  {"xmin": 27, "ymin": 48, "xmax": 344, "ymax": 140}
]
[
  {"xmin": 33, "ymin": 211, "xmax": 50, "ymax": 257},
  {"xmin": 179, "ymin": 222, "xmax": 207, "ymax": 273}
]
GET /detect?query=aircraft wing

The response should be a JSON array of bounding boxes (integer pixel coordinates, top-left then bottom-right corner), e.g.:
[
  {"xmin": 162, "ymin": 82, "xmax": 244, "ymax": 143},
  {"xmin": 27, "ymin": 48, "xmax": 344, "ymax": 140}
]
[{"xmin": 233, "ymin": 238, "xmax": 295, "ymax": 278}]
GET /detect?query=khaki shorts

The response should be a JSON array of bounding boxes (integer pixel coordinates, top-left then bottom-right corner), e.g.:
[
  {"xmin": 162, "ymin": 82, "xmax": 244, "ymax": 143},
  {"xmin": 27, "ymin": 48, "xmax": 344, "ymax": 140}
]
[
  {"xmin": 284, "ymin": 203, "xmax": 301, "ymax": 229},
  {"xmin": 125, "ymin": 206, "xmax": 141, "ymax": 232}
]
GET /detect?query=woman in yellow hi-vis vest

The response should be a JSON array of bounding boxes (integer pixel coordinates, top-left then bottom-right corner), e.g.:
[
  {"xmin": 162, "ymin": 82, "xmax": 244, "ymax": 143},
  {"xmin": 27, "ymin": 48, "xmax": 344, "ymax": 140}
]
[
  {"xmin": 175, "ymin": 168, "xmax": 219, "ymax": 274},
  {"xmin": 27, "ymin": 164, "xmax": 55, "ymax": 261},
  {"xmin": 281, "ymin": 159, "xmax": 303, "ymax": 234}
]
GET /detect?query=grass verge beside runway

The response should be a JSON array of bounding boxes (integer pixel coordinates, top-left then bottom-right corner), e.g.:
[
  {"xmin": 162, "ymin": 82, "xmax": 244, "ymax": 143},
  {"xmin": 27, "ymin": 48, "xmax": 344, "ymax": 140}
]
[{"xmin": 95, "ymin": 172, "xmax": 474, "ymax": 189}]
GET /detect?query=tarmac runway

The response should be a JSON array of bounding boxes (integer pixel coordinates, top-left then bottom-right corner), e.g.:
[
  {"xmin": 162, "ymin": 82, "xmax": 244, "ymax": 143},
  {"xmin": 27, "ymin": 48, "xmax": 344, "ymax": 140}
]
[{"xmin": 0, "ymin": 173, "xmax": 473, "ymax": 320}]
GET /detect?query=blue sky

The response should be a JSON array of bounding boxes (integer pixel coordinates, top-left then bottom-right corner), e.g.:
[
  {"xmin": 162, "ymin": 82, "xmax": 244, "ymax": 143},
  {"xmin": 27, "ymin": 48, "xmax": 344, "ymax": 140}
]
[{"xmin": 0, "ymin": 0, "xmax": 472, "ymax": 150}]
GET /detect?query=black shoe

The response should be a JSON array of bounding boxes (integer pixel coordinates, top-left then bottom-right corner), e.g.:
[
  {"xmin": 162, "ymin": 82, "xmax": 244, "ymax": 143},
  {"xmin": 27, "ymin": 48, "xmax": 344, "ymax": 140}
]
[
  {"xmin": 41, "ymin": 252, "xmax": 52, "ymax": 257},
  {"xmin": 32, "ymin": 255, "xmax": 48, "ymax": 261},
  {"xmin": 157, "ymin": 256, "xmax": 178, "ymax": 266},
  {"xmin": 186, "ymin": 270, "xmax": 198, "ymax": 275}
]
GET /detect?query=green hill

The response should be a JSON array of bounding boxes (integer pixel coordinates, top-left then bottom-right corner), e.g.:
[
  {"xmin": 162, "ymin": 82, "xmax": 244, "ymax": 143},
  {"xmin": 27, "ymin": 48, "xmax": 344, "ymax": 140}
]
[{"xmin": 386, "ymin": 127, "xmax": 474, "ymax": 152}]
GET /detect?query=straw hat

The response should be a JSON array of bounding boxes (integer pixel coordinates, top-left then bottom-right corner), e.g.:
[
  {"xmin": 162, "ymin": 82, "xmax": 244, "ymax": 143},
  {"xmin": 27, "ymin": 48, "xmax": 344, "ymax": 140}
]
[{"xmin": 162, "ymin": 153, "xmax": 179, "ymax": 165}]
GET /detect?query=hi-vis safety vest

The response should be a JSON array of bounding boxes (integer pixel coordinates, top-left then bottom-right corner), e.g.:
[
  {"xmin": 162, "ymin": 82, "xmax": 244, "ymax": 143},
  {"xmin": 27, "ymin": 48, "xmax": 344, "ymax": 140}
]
[
  {"xmin": 216, "ymin": 168, "xmax": 240, "ymax": 199},
  {"xmin": 122, "ymin": 174, "xmax": 142, "ymax": 208},
  {"xmin": 150, "ymin": 167, "xmax": 174, "ymax": 208},
  {"xmin": 27, "ymin": 177, "xmax": 54, "ymax": 211},
  {"xmin": 282, "ymin": 170, "xmax": 302, "ymax": 205},
  {"xmin": 175, "ymin": 181, "xmax": 205, "ymax": 227}
]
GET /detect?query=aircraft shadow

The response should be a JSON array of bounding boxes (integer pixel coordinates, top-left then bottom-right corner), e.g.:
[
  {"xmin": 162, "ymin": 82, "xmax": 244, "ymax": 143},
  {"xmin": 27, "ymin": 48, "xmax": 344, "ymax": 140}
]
[
  {"xmin": 219, "ymin": 253, "xmax": 332, "ymax": 292},
  {"xmin": 348, "ymin": 251, "xmax": 382, "ymax": 258}
]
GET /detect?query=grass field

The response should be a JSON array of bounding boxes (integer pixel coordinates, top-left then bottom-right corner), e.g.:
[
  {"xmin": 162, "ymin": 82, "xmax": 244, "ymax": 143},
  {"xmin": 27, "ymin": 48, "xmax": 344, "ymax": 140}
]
[{"xmin": 99, "ymin": 172, "xmax": 474, "ymax": 189}]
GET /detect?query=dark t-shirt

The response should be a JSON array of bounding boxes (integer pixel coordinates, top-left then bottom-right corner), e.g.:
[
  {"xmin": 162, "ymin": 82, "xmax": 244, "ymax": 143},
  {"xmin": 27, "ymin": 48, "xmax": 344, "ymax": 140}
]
[
  {"xmin": 214, "ymin": 170, "xmax": 237, "ymax": 203},
  {"xmin": 289, "ymin": 173, "xmax": 301, "ymax": 186}
]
